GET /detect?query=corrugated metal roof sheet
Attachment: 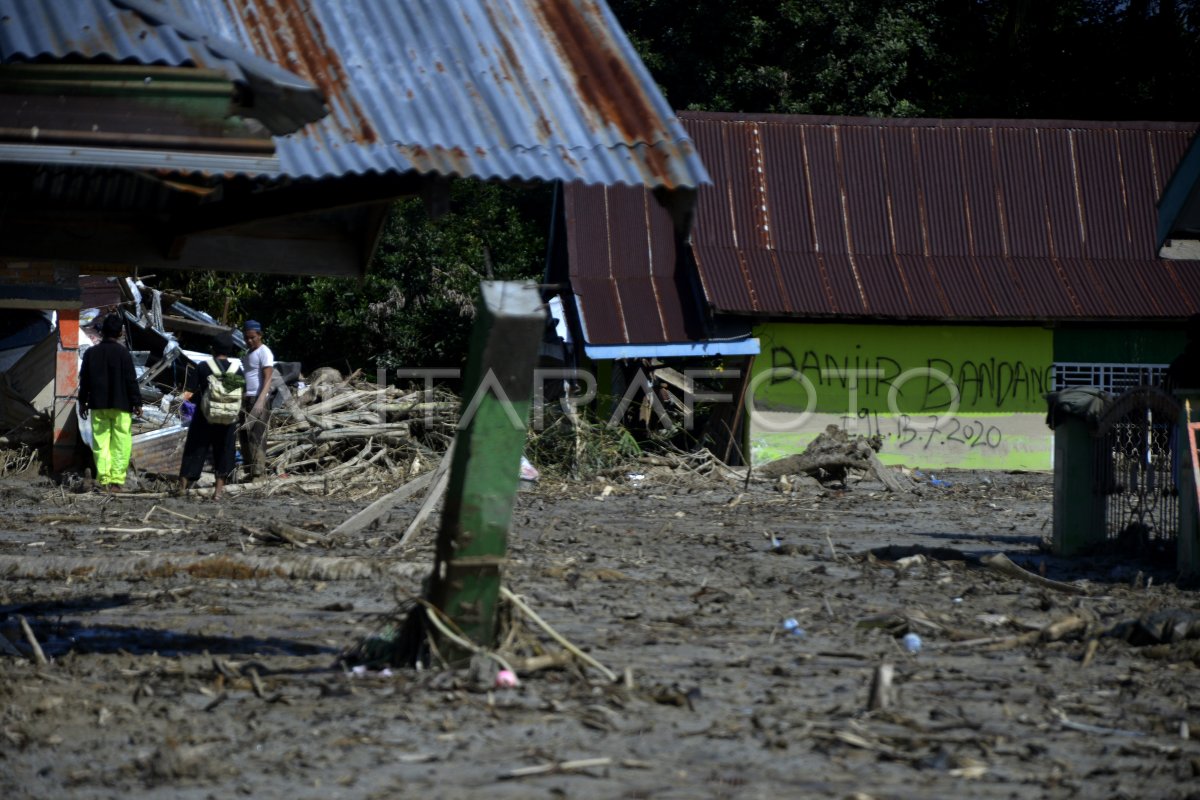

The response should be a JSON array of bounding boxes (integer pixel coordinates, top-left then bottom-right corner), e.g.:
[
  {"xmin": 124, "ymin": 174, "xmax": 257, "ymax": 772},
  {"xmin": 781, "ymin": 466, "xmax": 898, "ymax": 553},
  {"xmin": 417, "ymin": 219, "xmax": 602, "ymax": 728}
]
[
  {"xmin": 567, "ymin": 114, "xmax": 1200, "ymax": 345},
  {"xmin": 0, "ymin": 0, "xmax": 709, "ymax": 189},
  {"xmin": 0, "ymin": 0, "xmax": 325, "ymax": 134}
]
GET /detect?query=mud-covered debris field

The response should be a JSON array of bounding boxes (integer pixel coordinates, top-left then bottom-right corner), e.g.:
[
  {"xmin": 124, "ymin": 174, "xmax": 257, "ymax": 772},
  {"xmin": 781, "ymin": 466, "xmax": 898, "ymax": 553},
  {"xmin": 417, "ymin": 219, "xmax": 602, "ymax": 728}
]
[{"xmin": 2, "ymin": 468, "xmax": 1199, "ymax": 800}]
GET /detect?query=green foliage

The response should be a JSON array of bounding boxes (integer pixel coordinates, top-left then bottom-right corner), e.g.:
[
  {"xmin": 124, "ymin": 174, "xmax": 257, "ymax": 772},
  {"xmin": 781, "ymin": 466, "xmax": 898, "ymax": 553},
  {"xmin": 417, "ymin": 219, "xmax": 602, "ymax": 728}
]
[
  {"xmin": 526, "ymin": 405, "xmax": 643, "ymax": 481},
  {"xmin": 250, "ymin": 180, "xmax": 550, "ymax": 374},
  {"xmin": 156, "ymin": 270, "xmax": 261, "ymax": 328}
]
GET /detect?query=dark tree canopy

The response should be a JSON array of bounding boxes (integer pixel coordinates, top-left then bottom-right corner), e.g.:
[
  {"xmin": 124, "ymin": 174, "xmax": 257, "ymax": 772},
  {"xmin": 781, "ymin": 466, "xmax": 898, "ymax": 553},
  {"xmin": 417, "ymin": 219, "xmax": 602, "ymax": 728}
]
[{"xmin": 609, "ymin": 0, "xmax": 1200, "ymax": 119}]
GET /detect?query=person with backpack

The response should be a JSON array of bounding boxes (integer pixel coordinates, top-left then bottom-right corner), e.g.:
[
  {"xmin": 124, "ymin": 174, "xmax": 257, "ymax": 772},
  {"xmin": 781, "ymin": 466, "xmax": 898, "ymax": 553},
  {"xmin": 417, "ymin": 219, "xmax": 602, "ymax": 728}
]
[
  {"xmin": 77, "ymin": 312, "xmax": 143, "ymax": 493},
  {"xmin": 177, "ymin": 330, "xmax": 244, "ymax": 500}
]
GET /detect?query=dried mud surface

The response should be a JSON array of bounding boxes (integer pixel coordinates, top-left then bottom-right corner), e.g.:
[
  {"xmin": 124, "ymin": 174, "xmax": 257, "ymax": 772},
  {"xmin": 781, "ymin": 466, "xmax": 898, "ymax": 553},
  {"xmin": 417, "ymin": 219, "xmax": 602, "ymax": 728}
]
[{"xmin": 1, "ymin": 467, "xmax": 1199, "ymax": 800}]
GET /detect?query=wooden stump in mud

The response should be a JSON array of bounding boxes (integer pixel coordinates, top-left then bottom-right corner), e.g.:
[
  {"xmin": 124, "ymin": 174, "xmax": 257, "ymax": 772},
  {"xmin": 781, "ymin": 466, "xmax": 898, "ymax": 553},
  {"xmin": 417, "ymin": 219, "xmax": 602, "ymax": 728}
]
[{"xmin": 756, "ymin": 424, "xmax": 915, "ymax": 493}]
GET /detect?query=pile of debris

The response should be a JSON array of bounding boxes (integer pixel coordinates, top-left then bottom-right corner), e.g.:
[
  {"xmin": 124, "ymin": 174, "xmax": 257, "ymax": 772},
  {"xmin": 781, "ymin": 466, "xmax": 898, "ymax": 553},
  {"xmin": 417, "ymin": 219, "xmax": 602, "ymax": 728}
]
[
  {"xmin": 252, "ymin": 369, "xmax": 459, "ymax": 495},
  {"xmin": 754, "ymin": 424, "xmax": 918, "ymax": 493}
]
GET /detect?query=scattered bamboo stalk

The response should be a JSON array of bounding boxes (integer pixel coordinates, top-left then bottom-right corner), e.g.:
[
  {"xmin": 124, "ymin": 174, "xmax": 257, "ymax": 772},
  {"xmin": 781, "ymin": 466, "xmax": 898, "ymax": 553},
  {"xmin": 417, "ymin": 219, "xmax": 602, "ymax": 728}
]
[
  {"xmin": 96, "ymin": 527, "xmax": 186, "ymax": 536},
  {"xmin": 1081, "ymin": 638, "xmax": 1100, "ymax": 668},
  {"xmin": 267, "ymin": 521, "xmax": 332, "ymax": 547},
  {"xmin": 1051, "ymin": 709, "xmax": 1145, "ymax": 738},
  {"xmin": 142, "ymin": 505, "xmax": 199, "ymax": 524},
  {"xmin": 500, "ymin": 586, "xmax": 618, "ymax": 683},
  {"xmin": 500, "ymin": 757, "xmax": 613, "ymax": 779},
  {"xmin": 18, "ymin": 615, "xmax": 47, "ymax": 666},
  {"xmin": 387, "ymin": 441, "xmax": 456, "ymax": 552},
  {"xmin": 420, "ymin": 604, "xmax": 514, "ymax": 674},
  {"xmin": 946, "ymin": 612, "xmax": 1093, "ymax": 651},
  {"xmin": 332, "ymin": 470, "xmax": 437, "ymax": 538}
]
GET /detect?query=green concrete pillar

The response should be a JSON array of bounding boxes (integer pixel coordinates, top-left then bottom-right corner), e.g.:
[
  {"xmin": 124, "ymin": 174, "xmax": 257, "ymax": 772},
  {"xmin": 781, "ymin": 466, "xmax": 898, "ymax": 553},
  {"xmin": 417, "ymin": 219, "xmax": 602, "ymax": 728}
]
[
  {"xmin": 1052, "ymin": 416, "xmax": 1106, "ymax": 555},
  {"xmin": 427, "ymin": 281, "xmax": 544, "ymax": 663}
]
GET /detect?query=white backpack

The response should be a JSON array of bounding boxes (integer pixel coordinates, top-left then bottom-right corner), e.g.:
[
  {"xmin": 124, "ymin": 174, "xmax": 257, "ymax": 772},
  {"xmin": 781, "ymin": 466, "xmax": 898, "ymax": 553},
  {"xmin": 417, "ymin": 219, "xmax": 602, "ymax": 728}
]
[{"xmin": 200, "ymin": 357, "xmax": 244, "ymax": 425}]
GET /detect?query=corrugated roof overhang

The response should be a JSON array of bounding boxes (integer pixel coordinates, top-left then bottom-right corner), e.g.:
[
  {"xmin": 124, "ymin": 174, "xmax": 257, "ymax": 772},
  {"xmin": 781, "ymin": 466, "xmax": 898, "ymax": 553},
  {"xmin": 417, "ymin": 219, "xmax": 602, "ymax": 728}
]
[
  {"xmin": 0, "ymin": 0, "xmax": 709, "ymax": 279},
  {"xmin": 0, "ymin": 0, "xmax": 326, "ymax": 136}
]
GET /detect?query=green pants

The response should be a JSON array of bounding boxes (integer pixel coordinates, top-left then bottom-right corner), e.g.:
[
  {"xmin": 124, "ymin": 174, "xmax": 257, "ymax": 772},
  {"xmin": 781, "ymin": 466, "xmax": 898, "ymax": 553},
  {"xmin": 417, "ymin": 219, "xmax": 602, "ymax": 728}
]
[{"xmin": 90, "ymin": 408, "xmax": 132, "ymax": 486}]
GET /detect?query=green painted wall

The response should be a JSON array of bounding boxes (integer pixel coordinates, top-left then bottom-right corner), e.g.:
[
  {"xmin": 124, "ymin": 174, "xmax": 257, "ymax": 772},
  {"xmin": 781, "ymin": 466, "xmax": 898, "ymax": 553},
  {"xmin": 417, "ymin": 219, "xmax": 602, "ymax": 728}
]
[
  {"xmin": 749, "ymin": 323, "xmax": 1054, "ymax": 470},
  {"xmin": 754, "ymin": 323, "xmax": 1054, "ymax": 415}
]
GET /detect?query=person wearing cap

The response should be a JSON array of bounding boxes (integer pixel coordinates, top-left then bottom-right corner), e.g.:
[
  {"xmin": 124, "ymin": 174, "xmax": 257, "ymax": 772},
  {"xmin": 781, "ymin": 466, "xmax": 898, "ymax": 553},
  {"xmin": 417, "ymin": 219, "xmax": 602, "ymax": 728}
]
[
  {"xmin": 239, "ymin": 319, "xmax": 275, "ymax": 481},
  {"xmin": 77, "ymin": 312, "xmax": 143, "ymax": 492},
  {"xmin": 177, "ymin": 331, "xmax": 243, "ymax": 500}
]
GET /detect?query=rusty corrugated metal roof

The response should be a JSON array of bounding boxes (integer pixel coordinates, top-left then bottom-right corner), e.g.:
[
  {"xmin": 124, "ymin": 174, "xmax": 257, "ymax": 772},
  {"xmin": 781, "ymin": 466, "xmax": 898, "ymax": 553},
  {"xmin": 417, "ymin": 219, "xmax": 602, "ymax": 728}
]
[
  {"xmin": 567, "ymin": 113, "xmax": 1200, "ymax": 347},
  {"xmin": 564, "ymin": 182, "xmax": 756, "ymax": 355},
  {"xmin": 0, "ymin": 0, "xmax": 325, "ymax": 134},
  {"xmin": 688, "ymin": 113, "xmax": 1199, "ymax": 319},
  {"xmin": 0, "ymin": 0, "xmax": 709, "ymax": 190}
]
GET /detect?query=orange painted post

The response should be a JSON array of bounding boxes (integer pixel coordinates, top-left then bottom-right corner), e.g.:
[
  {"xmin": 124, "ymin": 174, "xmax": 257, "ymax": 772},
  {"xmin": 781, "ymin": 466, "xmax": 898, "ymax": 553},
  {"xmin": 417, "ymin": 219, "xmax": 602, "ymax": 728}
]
[{"xmin": 52, "ymin": 308, "xmax": 81, "ymax": 473}]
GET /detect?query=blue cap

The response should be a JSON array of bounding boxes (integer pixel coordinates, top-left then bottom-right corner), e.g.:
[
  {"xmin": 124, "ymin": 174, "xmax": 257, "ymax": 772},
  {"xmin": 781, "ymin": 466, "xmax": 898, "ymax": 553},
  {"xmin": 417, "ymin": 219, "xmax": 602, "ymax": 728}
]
[{"xmin": 244, "ymin": 320, "xmax": 263, "ymax": 332}]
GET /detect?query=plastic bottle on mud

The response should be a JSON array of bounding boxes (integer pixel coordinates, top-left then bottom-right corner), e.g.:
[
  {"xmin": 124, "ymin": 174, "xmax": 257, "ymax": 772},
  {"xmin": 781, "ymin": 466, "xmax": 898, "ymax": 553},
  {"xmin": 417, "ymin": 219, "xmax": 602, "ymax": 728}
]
[{"xmin": 781, "ymin": 618, "xmax": 806, "ymax": 638}]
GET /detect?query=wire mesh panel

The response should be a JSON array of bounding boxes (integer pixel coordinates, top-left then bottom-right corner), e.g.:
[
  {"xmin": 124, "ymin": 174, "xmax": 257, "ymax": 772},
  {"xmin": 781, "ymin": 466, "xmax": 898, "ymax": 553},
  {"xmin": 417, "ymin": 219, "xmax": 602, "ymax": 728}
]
[{"xmin": 1093, "ymin": 387, "xmax": 1181, "ymax": 550}]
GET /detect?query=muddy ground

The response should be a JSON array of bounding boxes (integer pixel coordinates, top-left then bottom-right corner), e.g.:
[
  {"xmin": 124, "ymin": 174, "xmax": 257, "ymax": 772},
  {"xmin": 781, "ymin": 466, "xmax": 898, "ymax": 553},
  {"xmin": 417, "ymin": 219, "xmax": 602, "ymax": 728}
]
[{"xmin": 1, "ymin": 464, "xmax": 1198, "ymax": 800}]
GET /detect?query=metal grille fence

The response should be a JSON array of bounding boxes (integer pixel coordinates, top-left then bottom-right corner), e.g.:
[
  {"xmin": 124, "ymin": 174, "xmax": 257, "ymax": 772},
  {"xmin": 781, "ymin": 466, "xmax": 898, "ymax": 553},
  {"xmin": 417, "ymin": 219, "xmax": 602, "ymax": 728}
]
[
  {"xmin": 1055, "ymin": 363, "xmax": 1168, "ymax": 394},
  {"xmin": 1093, "ymin": 387, "xmax": 1180, "ymax": 548}
]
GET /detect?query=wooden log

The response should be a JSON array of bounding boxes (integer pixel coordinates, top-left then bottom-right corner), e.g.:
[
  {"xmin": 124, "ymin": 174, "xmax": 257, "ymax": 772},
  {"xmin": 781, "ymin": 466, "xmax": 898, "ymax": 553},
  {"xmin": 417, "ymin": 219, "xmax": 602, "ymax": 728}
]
[
  {"xmin": 755, "ymin": 452, "xmax": 872, "ymax": 480},
  {"xmin": 981, "ymin": 553, "xmax": 1089, "ymax": 595},
  {"xmin": 314, "ymin": 424, "xmax": 411, "ymax": 441},
  {"xmin": 866, "ymin": 450, "xmax": 916, "ymax": 493},
  {"xmin": 331, "ymin": 470, "xmax": 437, "ymax": 537},
  {"xmin": 302, "ymin": 389, "xmax": 376, "ymax": 418},
  {"xmin": 267, "ymin": 520, "xmax": 332, "ymax": 547}
]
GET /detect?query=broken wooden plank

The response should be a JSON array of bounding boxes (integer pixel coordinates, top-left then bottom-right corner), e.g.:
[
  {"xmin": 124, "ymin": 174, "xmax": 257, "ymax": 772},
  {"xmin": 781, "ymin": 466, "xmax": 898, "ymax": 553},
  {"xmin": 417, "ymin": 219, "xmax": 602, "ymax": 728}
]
[
  {"xmin": 330, "ymin": 470, "xmax": 436, "ymax": 537},
  {"xmin": 387, "ymin": 440, "xmax": 455, "ymax": 552}
]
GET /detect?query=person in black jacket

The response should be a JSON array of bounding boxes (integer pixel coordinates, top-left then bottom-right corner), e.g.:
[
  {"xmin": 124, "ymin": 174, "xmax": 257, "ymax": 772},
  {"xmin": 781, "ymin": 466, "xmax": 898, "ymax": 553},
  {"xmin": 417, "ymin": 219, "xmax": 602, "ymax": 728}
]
[
  {"xmin": 177, "ymin": 331, "xmax": 243, "ymax": 501},
  {"xmin": 77, "ymin": 313, "xmax": 143, "ymax": 492}
]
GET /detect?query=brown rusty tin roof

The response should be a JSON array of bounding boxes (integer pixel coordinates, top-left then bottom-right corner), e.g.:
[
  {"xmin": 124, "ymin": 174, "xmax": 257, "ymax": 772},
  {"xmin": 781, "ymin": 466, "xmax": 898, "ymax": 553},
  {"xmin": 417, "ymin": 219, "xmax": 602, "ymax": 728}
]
[{"xmin": 567, "ymin": 113, "xmax": 1200, "ymax": 347}]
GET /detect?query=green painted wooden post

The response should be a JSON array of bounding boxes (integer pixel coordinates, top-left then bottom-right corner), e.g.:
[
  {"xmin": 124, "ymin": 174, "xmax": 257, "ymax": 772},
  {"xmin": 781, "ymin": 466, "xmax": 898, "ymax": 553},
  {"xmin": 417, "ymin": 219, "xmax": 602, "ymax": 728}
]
[{"xmin": 428, "ymin": 281, "xmax": 544, "ymax": 662}]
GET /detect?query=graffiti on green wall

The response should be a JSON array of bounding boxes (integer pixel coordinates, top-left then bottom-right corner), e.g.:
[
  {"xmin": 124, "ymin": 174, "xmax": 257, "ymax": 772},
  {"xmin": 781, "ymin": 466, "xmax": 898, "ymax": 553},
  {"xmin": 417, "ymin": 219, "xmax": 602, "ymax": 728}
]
[
  {"xmin": 755, "ymin": 324, "xmax": 1054, "ymax": 414},
  {"xmin": 750, "ymin": 324, "xmax": 1054, "ymax": 469}
]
